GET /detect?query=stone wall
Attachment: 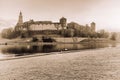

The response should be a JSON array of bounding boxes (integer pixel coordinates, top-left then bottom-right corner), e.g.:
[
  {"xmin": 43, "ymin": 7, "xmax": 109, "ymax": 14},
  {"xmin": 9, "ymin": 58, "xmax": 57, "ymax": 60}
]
[{"xmin": 54, "ymin": 37, "xmax": 86, "ymax": 43}]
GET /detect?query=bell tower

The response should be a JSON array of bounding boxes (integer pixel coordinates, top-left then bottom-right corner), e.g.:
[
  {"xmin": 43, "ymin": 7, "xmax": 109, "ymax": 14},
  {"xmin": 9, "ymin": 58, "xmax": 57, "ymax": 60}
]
[
  {"xmin": 15, "ymin": 11, "xmax": 23, "ymax": 31},
  {"xmin": 17, "ymin": 11, "xmax": 23, "ymax": 25}
]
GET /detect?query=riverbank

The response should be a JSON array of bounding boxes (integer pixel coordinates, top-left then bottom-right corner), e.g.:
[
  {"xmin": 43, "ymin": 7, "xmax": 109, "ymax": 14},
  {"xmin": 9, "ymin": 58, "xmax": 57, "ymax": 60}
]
[{"xmin": 0, "ymin": 47, "xmax": 120, "ymax": 80}]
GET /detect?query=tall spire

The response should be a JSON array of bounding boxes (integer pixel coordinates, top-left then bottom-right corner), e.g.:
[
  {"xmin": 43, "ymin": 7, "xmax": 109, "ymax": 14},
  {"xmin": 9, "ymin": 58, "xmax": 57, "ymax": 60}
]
[{"xmin": 17, "ymin": 11, "xmax": 23, "ymax": 25}]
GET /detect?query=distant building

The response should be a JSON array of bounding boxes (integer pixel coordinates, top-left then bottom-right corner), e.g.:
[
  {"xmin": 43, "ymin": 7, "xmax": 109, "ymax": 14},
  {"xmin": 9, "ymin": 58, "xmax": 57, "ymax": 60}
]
[{"xmin": 67, "ymin": 22, "xmax": 96, "ymax": 33}]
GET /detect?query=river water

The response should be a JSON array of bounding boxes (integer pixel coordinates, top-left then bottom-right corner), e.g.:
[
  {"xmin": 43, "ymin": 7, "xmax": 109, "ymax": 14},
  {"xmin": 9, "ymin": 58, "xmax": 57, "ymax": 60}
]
[{"xmin": 0, "ymin": 42, "xmax": 118, "ymax": 59}]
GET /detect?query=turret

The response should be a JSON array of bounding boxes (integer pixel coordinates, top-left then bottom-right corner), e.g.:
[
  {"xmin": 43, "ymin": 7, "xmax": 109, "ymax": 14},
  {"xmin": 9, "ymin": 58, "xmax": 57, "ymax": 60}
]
[
  {"xmin": 60, "ymin": 17, "xmax": 67, "ymax": 29},
  {"xmin": 91, "ymin": 22, "xmax": 96, "ymax": 32}
]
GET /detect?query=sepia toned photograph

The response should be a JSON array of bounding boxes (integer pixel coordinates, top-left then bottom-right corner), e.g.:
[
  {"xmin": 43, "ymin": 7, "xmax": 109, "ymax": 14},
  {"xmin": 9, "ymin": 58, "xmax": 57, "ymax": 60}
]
[{"xmin": 0, "ymin": 0, "xmax": 120, "ymax": 80}]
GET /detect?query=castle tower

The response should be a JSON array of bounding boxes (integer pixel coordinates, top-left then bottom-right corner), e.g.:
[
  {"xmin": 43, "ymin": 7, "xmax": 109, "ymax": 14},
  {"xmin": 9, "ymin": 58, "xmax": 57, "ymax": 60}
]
[
  {"xmin": 91, "ymin": 22, "xmax": 96, "ymax": 32},
  {"xmin": 60, "ymin": 17, "xmax": 67, "ymax": 29},
  {"xmin": 17, "ymin": 11, "xmax": 23, "ymax": 25},
  {"xmin": 15, "ymin": 11, "xmax": 23, "ymax": 31}
]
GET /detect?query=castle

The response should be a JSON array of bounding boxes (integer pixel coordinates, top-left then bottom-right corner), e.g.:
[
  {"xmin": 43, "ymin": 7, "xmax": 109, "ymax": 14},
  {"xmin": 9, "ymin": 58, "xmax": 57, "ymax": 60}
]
[
  {"xmin": 15, "ymin": 12, "xmax": 96, "ymax": 37},
  {"xmin": 15, "ymin": 12, "xmax": 67, "ymax": 31}
]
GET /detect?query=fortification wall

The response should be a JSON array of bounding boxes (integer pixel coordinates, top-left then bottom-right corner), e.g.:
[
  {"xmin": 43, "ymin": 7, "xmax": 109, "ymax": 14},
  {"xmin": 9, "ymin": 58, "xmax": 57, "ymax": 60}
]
[{"xmin": 54, "ymin": 37, "xmax": 86, "ymax": 43}]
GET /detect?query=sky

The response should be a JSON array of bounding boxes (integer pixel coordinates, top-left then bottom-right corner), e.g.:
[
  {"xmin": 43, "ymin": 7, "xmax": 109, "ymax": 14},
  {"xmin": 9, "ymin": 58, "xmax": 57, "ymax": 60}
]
[{"xmin": 0, "ymin": 0, "xmax": 120, "ymax": 32}]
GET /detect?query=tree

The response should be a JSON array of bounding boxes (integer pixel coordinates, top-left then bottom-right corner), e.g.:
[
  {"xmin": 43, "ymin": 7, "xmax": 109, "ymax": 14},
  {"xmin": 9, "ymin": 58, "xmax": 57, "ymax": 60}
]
[
  {"xmin": 97, "ymin": 29, "xmax": 109, "ymax": 38},
  {"xmin": 110, "ymin": 32, "xmax": 117, "ymax": 41},
  {"xmin": 1, "ymin": 27, "xmax": 20, "ymax": 39},
  {"xmin": 67, "ymin": 29, "xmax": 74, "ymax": 37}
]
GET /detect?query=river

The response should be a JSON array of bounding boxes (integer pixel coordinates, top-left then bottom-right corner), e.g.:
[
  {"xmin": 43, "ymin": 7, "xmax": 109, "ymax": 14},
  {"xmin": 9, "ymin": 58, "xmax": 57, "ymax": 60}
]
[{"xmin": 0, "ymin": 42, "xmax": 119, "ymax": 59}]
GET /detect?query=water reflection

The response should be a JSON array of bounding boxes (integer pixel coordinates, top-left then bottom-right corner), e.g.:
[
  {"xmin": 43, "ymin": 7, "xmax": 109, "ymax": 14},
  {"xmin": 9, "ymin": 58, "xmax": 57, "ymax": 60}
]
[
  {"xmin": 42, "ymin": 44, "xmax": 56, "ymax": 53},
  {"xmin": 0, "ymin": 42, "xmax": 118, "ymax": 58},
  {"xmin": 1, "ymin": 44, "xmax": 56, "ymax": 56}
]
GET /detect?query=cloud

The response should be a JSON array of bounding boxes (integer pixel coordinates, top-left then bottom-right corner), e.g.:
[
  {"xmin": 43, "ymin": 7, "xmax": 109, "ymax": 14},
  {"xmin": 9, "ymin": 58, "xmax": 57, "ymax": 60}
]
[{"xmin": 0, "ymin": 19, "xmax": 16, "ymax": 31}]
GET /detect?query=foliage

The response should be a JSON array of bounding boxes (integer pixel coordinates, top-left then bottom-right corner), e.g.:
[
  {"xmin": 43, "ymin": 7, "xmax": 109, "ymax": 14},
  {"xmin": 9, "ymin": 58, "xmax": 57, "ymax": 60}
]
[
  {"xmin": 110, "ymin": 32, "xmax": 117, "ymax": 41},
  {"xmin": 1, "ymin": 28, "xmax": 21, "ymax": 39},
  {"xmin": 32, "ymin": 37, "xmax": 39, "ymax": 42},
  {"xmin": 96, "ymin": 30, "xmax": 109, "ymax": 38},
  {"xmin": 60, "ymin": 29, "xmax": 75, "ymax": 37}
]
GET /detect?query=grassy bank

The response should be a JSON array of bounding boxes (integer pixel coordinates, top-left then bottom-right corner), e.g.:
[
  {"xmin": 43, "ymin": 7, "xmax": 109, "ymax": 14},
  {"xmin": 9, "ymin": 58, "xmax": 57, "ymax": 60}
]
[{"xmin": 0, "ymin": 47, "xmax": 120, "ymax": 80}]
